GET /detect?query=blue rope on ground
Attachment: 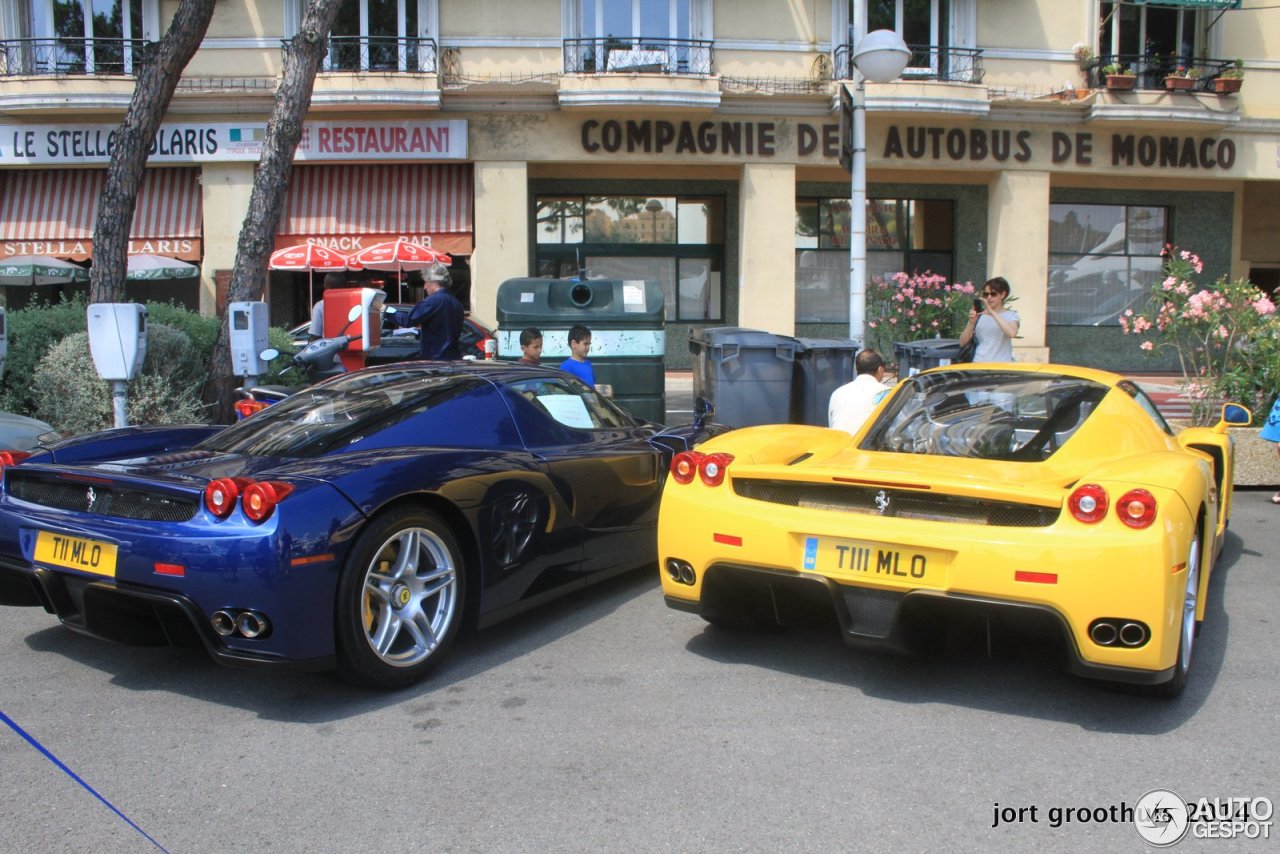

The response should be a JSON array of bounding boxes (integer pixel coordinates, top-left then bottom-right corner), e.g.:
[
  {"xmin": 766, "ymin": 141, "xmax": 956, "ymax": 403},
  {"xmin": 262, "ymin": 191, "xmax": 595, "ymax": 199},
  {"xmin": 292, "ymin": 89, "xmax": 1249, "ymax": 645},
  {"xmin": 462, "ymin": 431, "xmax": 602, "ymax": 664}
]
[{"xmin": 0, "ymin": 709, "xmax": 169, "ymax": 853}]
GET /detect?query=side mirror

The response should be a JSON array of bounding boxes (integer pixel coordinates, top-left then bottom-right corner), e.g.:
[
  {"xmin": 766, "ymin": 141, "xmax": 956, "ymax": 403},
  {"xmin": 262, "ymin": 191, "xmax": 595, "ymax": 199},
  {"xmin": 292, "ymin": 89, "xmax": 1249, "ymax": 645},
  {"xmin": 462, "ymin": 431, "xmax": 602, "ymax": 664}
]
[
  {"xmin": 693, "ymin": 396, "xmax": 714, "ymax": 429},
  {"xmin": 1221, "ymin": 403, "xmax": 1252, "ymax": 426},
  {"xmin": 260, "ymin": 348, "xmax": 280, "ymax": 362}
]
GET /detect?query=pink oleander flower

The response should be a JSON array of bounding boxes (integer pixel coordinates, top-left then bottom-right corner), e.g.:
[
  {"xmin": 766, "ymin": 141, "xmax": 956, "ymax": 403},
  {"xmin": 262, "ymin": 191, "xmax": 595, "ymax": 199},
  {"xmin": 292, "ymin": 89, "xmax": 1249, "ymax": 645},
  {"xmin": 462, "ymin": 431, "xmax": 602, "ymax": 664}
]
[
  {"xmin": 1253, "ymin": 296, "xmax": 1276, "ymax": 315},
  {"xmin": 1140, "ymin": 341, "xmax": 1154, "ymax": 351}
]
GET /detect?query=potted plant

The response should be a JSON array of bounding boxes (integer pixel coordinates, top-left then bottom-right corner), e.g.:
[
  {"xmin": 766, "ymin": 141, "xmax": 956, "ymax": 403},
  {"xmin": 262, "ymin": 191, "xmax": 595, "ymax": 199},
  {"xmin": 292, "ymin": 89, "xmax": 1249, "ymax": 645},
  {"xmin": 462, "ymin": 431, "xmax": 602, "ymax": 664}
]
[
  {"xmin": 1164, "ymin": 65, "xmax": 1199, "ymax": 91},
  {"xmin": 1214, "ymin": 59, "xmax": 1244, "ymax": 94},
  {"xmin": 1103, "ymin": 63, "xmax": 1135, "ymax": 91}
]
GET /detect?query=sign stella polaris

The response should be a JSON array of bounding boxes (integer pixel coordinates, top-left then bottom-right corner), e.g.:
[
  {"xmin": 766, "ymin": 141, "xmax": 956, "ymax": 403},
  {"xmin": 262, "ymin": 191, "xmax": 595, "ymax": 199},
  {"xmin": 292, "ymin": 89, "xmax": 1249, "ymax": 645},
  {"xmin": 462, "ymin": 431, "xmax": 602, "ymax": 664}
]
[{"xmin": 0, "ymin": 119, "xmax": 468, "ymax": 165}]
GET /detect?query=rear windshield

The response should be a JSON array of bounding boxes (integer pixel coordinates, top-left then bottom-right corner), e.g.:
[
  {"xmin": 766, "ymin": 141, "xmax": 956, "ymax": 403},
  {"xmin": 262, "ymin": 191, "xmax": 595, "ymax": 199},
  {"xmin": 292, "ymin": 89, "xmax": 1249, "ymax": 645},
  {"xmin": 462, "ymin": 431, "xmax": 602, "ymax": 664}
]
[
  {"xmin": 861, "ymin": 371, "xmax": 1110, "ymax": 461},
  {"xmin": 199, "ymin": 371, "xmax": 500, "ymax": 457}
]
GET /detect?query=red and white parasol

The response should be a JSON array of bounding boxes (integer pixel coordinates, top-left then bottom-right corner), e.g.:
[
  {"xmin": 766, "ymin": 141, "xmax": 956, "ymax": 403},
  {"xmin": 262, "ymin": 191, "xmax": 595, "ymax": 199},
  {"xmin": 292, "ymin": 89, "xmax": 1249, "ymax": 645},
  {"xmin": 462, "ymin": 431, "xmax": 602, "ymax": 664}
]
[
  {"xmin": 269, "ymin": 243, "xmax": 362, "ymax": 311},
  {"xmin": 348, "ymin": 238, "xmax": 451, "ymax": 301},
  {"xmin": 268, "ymin": 243, "xmax": 359, "ymax": 273}
]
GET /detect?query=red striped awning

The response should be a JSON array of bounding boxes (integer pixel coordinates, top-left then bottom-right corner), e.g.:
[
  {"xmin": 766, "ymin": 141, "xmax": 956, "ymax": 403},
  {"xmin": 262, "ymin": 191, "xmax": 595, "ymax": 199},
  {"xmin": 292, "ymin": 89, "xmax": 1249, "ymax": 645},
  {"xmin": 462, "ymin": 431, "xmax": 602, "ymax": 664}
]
[
  {"xmin": 280, "ymin": 164, "xmax": 473, "ymax": 238},
  {"xmin": 0, "ymin": 168, "xmax": 201, "ymax": 242}
]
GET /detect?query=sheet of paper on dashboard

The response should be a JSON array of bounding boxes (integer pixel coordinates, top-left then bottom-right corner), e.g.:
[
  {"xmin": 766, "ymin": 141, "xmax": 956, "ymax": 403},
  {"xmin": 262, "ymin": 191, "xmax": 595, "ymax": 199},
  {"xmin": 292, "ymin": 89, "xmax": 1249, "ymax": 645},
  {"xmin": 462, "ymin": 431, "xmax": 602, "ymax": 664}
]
[{"xmin": 537, "ymin": 394, "xmax": 594, "ymax": 429}]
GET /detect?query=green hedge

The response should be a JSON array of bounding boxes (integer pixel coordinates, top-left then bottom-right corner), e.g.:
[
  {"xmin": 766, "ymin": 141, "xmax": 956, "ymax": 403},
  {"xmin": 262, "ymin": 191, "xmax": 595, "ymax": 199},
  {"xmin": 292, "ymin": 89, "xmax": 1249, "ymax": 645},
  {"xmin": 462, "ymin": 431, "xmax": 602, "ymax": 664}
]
[{"xmin": 1, "ymin": 296, "xmax": 302, "ymax": 422}]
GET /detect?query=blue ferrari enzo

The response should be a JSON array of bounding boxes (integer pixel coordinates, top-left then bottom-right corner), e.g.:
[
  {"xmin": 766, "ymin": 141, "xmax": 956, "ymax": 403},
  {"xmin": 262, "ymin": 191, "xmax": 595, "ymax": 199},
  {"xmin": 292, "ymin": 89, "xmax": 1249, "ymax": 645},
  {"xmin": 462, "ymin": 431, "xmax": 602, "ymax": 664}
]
[{"xmin": 0, "ymin": 362, "xmax": 721, "ymax": 689}]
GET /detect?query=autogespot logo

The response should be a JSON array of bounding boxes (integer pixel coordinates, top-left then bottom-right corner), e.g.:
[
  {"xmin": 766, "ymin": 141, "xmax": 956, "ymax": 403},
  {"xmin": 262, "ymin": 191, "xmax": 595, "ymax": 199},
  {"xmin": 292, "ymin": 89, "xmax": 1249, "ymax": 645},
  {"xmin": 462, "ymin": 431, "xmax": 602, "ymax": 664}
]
[{"xmin": 1135, "ymin": 789, "xmax": 1190, "ymax": 847}]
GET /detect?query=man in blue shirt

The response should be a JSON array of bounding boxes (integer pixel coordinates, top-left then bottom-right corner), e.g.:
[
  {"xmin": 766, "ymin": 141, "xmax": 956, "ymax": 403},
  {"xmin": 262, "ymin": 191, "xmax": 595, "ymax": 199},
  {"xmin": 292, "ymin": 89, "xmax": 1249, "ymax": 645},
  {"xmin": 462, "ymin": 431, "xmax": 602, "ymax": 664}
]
[
  {"xmin": 402, "ymin": 263, "xmax": 463, "ymax": 360},
  {"xmin": 559, "ymin": 324, "xmax": 595, "ymax": 386}
]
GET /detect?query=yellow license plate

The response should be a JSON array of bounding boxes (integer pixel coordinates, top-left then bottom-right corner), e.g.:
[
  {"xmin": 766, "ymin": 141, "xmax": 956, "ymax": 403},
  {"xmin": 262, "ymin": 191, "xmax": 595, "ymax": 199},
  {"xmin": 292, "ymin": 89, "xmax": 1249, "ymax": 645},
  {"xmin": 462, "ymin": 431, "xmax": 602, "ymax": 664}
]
[
  {"xmin": 801, "ymin": 536, "xmax": 947, "ymax": 588},
  {"xmin": 34, "ymin": 531, "xmax": 118, "ymax": 578}
]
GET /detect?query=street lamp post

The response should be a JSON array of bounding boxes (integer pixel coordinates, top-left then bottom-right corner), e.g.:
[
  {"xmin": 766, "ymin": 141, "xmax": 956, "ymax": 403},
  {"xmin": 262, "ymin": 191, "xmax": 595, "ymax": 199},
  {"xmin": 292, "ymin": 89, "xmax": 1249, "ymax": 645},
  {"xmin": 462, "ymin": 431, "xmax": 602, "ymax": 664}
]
[{"xmin": 847, "ymin": 29, "xmax": 911, "ymax": 347}]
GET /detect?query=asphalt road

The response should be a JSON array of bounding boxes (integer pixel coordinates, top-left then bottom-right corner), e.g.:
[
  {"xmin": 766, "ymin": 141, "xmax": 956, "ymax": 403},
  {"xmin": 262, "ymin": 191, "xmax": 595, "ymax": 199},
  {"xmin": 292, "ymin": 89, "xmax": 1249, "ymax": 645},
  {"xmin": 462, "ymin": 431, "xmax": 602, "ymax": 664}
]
[{"xmin": 1, "ymin": 490, "xmax": 1278, "ymax": 853}]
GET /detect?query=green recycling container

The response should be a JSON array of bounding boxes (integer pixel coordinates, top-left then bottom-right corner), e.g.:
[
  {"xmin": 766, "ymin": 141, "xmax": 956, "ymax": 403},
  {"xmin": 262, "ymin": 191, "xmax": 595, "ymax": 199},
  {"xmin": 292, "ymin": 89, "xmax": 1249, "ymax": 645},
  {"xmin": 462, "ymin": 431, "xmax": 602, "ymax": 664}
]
[{"xmin": 496, "ymin": 278, "xmax": 666, "ymax": 423}]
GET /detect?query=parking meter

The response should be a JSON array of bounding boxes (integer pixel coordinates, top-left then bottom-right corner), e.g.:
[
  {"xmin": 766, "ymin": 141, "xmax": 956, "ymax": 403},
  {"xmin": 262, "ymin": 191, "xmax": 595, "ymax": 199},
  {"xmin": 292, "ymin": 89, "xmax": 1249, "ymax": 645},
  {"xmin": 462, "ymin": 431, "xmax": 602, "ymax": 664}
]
[
  {"xmin": 87, "ymin": 303, "xmax": 148, "ymax": 428},
  {"xmin": 228, "ymin": 301, "xmax": 271, "ymax": 386}
]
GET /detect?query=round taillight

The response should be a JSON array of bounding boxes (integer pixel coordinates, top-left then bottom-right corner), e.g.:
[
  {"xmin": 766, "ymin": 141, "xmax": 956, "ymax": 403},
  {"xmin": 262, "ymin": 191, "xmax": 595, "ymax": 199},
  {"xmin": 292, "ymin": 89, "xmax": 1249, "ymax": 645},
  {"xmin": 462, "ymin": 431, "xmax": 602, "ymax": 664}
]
[
  {"xmin": 671, "ymin": 452, "xmax": 699, "ymax": 485},
  {"xmin": 699, "ymin": 453, "xmax": 734, "ymax": 487},
  {"xmin": 1068, "ymin": 483, "xmax": 1109, "ymax": 523},
  {"xmin": 241, "ymin": 481, "xmax": 294, "ymax": 523},
  {"xmin": 234, "ymin": 400, "xmax": 268, "ymax": 420},
  {"xmin": 204, "ymin": 477, "xmax": 240, "ymax": 518},
  {"xmin": 1116, "ymin": 488, "xmax": 1157, "ymax": 529},
  {"xmin": 0, "ymin": 450, "xmax": 32, "ymax": 467}
]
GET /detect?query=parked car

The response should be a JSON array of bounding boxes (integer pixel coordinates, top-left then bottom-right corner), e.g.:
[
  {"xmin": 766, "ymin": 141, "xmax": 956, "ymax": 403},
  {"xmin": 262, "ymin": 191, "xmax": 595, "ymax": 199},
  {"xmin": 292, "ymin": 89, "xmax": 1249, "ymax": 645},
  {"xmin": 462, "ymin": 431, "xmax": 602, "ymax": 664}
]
[
  {"xmin": 288, "ymin": 307, "xmax": 497, "ymax": 362},
  {"xmin": 0, "ymin": 362, "xmax": 724, "ymax": 688},
  {"xmin": 658, "ymin": 363, "xmax": 1250, "ymax": 697},
  {"xmin": 0, "ymin": 412, "xmax": 58, "ymax": 451}
]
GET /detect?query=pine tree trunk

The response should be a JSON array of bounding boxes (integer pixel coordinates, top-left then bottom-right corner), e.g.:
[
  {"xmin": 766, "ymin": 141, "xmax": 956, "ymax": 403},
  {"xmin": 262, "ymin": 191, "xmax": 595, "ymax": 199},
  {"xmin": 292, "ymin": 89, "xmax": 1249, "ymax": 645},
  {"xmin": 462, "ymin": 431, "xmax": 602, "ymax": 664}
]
[
  {"xmin": 88, "ymin": 0, "xmax": 216, "ymax": 304},
  {"xmin": 204, "ymin": 0, "xmax": 346, "ymax": 420}
]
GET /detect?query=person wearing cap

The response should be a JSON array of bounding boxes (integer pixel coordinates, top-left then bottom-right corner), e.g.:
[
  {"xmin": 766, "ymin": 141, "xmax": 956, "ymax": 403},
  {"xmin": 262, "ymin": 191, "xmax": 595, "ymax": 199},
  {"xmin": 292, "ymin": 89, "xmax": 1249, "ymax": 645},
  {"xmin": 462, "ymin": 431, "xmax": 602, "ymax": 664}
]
[{"xmin": 401, "ymin": 262, "xmax": 464, "ymax": 360}]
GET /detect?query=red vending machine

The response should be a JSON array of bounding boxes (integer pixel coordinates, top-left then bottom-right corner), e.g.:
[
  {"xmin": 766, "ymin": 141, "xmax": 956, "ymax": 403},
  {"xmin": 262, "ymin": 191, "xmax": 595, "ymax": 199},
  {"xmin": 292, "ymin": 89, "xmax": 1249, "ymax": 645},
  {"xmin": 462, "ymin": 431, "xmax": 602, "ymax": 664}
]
[{"xmin": 323, "ymin": 287, "xmax": 386, "ymax": 373}]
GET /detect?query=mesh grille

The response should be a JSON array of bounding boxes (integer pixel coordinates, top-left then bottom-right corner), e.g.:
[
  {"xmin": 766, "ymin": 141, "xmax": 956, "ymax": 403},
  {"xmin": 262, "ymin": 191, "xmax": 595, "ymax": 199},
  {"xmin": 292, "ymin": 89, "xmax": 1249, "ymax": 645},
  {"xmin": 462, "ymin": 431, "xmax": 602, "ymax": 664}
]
[
  {"xmin": 734, "ymin": 479, "xmax": 1058, "ymax": 528},
  {"xmin": 8, "ymin": 474, "xmax": 198, "ymax": 523}
]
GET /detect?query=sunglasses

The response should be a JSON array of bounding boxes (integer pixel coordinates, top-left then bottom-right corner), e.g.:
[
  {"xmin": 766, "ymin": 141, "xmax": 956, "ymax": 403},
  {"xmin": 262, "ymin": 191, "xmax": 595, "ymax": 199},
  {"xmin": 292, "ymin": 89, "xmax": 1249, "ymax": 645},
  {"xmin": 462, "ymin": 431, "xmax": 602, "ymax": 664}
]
[{"xmin": 981, "ymin": 291, "xmax": 1001, "ymax": 297}]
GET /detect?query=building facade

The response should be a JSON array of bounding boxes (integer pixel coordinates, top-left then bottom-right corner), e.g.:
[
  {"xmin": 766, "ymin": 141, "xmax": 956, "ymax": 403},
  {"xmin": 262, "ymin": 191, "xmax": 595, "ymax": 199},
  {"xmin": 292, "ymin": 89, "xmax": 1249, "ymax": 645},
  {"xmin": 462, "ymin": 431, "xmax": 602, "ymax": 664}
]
[{"xmin": 1, "ymin": 0, "xmax": 1277, "ymax": 370}]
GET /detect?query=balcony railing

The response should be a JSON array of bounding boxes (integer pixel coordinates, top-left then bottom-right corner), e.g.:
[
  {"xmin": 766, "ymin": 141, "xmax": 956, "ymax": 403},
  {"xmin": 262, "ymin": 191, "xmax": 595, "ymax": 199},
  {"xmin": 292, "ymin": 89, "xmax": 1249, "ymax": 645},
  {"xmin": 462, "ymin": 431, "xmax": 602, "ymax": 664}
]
[
  {"xmin": 833, "ymin": 43, "xmax": 984, "ymax": 84},
  {"xmin": 322, "ymin": 36, "xmax": 437, "ymax": 73},
  {"xmin": 563, "ymin": 37, "xmax": 714, "ymax": 76},
  {"xmin": 1087, "ymin": 54, "xmax": 1236, "ymax": 92},
  {"xmin": 0, "ymin": 38, "xmax": 150, "ymax": 76}
]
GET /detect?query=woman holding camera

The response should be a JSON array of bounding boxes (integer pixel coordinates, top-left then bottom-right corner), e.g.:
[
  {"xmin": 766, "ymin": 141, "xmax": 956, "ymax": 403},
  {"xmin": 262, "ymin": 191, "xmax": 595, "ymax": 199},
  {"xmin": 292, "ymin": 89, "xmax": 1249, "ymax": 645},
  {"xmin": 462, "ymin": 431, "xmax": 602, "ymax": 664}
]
[{"xmin": 960, "ymin": 276, "xmax": 1020, "ymax": 363}]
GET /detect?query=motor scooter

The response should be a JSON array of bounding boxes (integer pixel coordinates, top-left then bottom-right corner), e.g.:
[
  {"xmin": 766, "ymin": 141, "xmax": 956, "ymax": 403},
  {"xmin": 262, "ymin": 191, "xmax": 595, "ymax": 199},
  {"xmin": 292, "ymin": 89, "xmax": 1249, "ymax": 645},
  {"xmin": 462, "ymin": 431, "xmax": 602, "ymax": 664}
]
[{"xmin": 234, "ymin": 305, "xmax": 392, "ymax": 419}]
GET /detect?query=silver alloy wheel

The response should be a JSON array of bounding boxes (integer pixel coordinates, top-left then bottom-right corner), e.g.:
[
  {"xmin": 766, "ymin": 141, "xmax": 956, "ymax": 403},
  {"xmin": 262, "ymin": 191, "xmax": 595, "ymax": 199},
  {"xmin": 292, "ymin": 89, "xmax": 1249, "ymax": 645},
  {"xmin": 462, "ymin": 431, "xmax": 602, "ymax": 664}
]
[
  {"xmin": 1178, "ymin": 533, "xmax": 1201, "ymax": 674},
  {"xmin": 360, "ymin": 526, "xmax": 459, "ymax": 668}
]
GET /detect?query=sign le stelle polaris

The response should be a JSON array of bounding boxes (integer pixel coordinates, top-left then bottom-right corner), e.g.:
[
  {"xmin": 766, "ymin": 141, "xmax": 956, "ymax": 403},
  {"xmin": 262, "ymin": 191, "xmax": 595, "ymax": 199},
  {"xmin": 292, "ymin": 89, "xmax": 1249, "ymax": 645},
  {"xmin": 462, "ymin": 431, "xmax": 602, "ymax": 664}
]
[{"xmin": 0, "ymin": 119, "xmax": 469, "ymax": 165}]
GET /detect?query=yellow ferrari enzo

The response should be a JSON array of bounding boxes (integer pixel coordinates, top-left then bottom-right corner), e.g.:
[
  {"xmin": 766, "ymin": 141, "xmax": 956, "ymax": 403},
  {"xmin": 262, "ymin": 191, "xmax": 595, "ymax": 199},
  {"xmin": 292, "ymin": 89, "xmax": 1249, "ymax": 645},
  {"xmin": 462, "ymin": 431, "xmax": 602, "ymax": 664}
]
[{"xmin": 659, "ymin": 364, "xmax": 1251, "ymax": 697}]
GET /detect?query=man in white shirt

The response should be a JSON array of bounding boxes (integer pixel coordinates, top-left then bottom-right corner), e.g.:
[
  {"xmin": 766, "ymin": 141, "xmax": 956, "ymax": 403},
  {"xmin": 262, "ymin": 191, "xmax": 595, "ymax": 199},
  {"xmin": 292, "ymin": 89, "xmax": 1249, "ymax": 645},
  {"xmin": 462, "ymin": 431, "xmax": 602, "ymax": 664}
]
[
  {"xmin": 309, "ymin": 272, "xmax": 347, "ymax": 340},
  {"xmin": 829, "ymin": 349, "xmax": 892, "ymax": 436}
]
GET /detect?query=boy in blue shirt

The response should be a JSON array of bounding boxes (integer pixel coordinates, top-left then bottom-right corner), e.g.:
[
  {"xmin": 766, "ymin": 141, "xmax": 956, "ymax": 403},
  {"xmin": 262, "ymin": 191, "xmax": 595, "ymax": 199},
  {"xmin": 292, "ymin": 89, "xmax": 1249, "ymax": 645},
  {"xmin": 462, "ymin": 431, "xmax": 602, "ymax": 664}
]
[{"xmin": 558, "ymin": 324, "xmax": 595, "ymax": 386}]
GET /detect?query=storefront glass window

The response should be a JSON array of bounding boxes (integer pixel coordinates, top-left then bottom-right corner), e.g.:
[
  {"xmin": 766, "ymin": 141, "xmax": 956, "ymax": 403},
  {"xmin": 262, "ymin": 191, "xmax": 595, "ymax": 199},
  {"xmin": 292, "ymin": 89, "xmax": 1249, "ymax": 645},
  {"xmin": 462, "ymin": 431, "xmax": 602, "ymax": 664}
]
[
  {"xmin": 794, "ymin": 197, "xmax": 954, "ymax": 323},
  {"xmin": 534, "ymin": 194, "xmax": 724, "ymax": 321},
  {"xmin": 1047, "ymin": 203, "xmax": 1168, "ymax": 327},
  {"xmin": 535, "ymin": 198, "xmax": 585, "ymax": 245},
  {"xmin": 585, "ymin": 196, "xmax": 677, "ymax": 244}
]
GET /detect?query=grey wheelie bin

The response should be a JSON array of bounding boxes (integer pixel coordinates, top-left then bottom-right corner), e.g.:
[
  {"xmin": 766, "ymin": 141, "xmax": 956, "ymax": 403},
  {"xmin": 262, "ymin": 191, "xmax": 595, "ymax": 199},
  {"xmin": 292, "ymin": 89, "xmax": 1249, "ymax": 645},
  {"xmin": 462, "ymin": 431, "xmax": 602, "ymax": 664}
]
[
  {"xmin": 794, "ymin": 337, "xmax": 858, "ymax": 426},
  {"xmin": 496, "ymin": 278, "xmax": 666, "ymax": 423},
  {"xmin": 893, "ymin": 338, "xmax": 964, "ymax": 376},
  {"xmin": 688, "ymin": 327, "xmax": 799, "ymax": 428}
]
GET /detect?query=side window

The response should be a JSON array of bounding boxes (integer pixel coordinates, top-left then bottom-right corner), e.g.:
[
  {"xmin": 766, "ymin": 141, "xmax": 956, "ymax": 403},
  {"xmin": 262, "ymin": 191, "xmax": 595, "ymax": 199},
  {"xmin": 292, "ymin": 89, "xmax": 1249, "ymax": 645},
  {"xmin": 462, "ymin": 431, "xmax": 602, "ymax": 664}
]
[
  {"xmin": 1118, "ymin": 381, "xmax": 1174, "ymax": 436},
  {"xmin": 508, "ymin": 377, "xmax": 633, "ymax": 431}
]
